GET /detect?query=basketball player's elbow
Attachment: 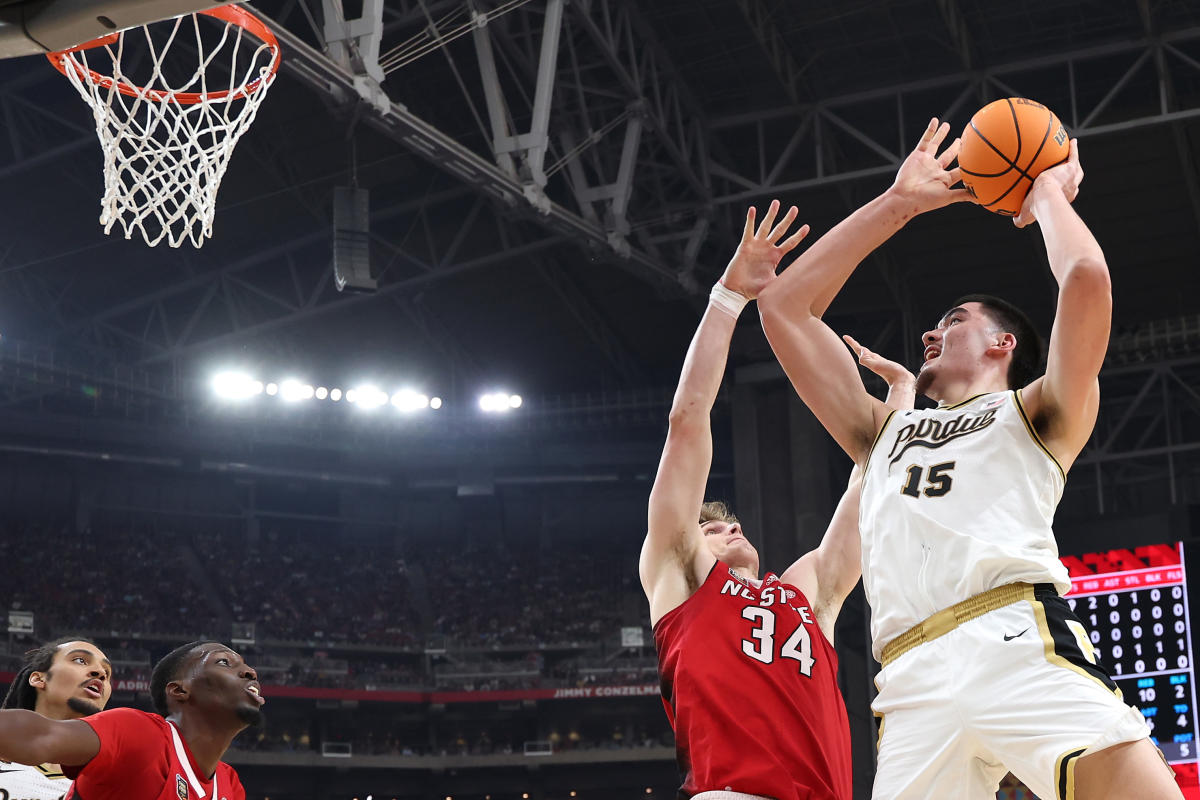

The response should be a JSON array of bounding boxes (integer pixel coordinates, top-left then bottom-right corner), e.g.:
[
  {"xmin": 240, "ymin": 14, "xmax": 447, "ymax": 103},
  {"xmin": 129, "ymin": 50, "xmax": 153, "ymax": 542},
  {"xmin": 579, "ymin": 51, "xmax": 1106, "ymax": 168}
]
[
  {"xmin": 667, "ymin": 401, "xmax": 709, "ymax": 435},
  {"xmin": 1061, "ymin": 257, "xmax": 1111, "ymax": 311}
]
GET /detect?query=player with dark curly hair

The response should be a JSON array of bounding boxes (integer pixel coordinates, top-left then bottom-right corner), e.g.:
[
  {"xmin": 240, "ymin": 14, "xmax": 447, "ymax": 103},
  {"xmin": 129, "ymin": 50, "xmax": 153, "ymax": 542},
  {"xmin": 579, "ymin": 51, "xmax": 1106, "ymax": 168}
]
[{"xmin": 0, "ymin": 638, "xmax": 112, "ymax": 799}]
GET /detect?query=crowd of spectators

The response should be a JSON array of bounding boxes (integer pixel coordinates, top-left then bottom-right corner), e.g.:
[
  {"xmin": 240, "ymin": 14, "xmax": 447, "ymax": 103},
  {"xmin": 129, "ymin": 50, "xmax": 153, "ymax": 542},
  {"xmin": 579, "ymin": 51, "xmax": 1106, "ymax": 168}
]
[
  {"xmin": 0, "ymin": 521, "xmax": 223, "ymax": 636},
  {"xmin": 0, "ymin": 519, "xmax": 655, "ymax": 693},
  {"xmin": 424, "ymin": 542, "xmax": 637, "ymax": 647},
  {"xmin": 197, "ymin": 527, "xmax": 419, "ymax": 647}
]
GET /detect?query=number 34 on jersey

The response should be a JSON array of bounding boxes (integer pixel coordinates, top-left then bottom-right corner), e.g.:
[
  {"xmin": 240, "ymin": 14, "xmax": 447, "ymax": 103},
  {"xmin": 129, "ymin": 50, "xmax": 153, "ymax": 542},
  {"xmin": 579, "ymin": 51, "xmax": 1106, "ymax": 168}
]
[{"xmin": 720, "ymin": 577, "xmax": 816, "ymax": 677}]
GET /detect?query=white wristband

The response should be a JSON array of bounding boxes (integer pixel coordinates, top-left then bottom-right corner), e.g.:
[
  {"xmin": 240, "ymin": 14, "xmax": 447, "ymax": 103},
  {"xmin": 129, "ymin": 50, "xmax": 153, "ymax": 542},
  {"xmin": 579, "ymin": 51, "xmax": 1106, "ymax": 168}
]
[{"xmin": 709, "ymin": 281, "xmax": 750, "ymax": 319}]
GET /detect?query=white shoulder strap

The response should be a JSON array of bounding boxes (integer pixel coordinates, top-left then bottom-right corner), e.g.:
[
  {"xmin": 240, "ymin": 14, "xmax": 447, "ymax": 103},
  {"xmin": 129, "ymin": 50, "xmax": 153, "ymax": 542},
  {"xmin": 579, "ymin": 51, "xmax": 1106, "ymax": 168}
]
[{"xmin": 167, "ymin": 722, "xmax": 216, "ymax": 799}]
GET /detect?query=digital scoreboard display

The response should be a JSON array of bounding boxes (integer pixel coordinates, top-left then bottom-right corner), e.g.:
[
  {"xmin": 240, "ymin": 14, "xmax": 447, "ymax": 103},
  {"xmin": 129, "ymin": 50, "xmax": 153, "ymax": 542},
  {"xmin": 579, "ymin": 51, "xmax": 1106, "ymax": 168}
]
[{"xmin": 1062, "ymin": 542, "xmax": 1199, "ymax": 788}]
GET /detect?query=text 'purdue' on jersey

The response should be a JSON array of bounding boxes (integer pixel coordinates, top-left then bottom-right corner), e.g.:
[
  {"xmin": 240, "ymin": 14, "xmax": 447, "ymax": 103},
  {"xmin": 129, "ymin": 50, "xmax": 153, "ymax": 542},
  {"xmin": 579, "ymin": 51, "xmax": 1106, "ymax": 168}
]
[{"xmin": 859, "ymin": 390, "xmax": 1071, "ymax": 660}]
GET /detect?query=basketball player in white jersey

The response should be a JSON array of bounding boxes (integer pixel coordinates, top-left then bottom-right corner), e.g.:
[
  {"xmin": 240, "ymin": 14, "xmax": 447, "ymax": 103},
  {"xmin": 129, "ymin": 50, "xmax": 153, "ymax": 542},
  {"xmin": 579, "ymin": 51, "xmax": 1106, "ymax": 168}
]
[
  {"xmin": 0, "ymin": 638, "xmax": 112, "ymax": 799},
  {"xmin": 729, "ymin": 119, "xmax": 1181, "ymax": 799}
]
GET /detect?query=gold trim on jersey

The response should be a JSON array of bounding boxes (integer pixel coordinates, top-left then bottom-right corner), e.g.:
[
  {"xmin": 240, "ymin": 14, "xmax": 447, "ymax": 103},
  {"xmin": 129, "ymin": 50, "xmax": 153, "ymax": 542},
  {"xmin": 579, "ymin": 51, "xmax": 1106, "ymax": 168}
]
[
  {"xmin": 861, "ymin": 408, "xmax": 897, "ymax": 492},
  {"xmin": 35, "ymin": 763, "xmax": 67, "ymax": 780},
  {"xmin": 936, "ymin": 392, "xmax": 988, "ymax": 411},
  {"xmin": 880, "ymin": 582, "xmax": 1034, "ymax": 666},
  {"xmin": 1013, "ymin": 389, "xmax": 1066, "ymax": 482}
]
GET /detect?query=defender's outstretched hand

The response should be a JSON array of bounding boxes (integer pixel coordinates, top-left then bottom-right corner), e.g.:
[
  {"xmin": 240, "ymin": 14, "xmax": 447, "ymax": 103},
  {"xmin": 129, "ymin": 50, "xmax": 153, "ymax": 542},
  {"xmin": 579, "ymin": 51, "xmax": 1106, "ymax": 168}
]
[
  {"xmin": 1013, "ymin": 138, "xmax": 1083, "ymax": 229},
  {"xmin": 890, "ymin": 118, "xmax": 975, "ymax": 214},
  {"xmin": 720, "ymin": 200, "xmax": 810, "ymax": 300},
  {"xmin": 843, "ymin": 334, "xmax": 916, "ymax": 410}
]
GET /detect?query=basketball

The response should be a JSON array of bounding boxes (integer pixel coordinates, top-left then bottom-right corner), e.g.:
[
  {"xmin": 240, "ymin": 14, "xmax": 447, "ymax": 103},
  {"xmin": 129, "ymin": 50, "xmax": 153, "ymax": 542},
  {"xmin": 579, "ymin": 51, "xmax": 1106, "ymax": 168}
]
[{"xmin": 958, "ymin": 98, "xmax": 1070, "ymax": 216}]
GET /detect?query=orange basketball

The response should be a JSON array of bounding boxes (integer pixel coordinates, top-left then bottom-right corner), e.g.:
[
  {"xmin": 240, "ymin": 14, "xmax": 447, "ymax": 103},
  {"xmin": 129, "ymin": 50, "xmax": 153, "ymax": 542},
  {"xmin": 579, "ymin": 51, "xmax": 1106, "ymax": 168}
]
[{"xmin": 958, "ymin": 98, "xmax": 1069, "ymax": 216}]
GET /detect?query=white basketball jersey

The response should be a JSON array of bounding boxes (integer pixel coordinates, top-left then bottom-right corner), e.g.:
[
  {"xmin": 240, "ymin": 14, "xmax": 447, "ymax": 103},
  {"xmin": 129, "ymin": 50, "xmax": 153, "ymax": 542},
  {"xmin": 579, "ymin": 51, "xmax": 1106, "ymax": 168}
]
[
  {"xmin": 859, "ymin": 390, "xmax": 1071, "ymax": 660},
  {"xmin": 0, "ymin": 760, "xmax": 72, "ymax": 799}
]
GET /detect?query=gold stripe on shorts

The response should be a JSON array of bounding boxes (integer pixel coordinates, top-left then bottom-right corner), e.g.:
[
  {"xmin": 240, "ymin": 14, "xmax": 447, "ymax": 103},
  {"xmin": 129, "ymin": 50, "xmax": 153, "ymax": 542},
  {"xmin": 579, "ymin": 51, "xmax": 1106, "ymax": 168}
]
[{"xmin": 1054, "ymin": 747, "xmax": 1085, "ymax": 800}]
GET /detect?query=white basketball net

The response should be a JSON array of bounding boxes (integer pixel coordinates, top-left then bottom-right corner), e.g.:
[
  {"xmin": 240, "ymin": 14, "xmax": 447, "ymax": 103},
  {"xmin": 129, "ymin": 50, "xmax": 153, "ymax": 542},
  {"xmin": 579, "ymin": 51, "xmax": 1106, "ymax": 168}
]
[{"xmin": 52, "ymin": 11, "xmax": 280, "ymax": 248}]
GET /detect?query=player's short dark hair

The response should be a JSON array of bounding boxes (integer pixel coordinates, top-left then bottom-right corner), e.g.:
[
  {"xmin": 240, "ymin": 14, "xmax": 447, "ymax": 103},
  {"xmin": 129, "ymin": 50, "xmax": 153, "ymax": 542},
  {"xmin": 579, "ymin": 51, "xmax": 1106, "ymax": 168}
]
[
  {"xmin": 700, "ymin": 501, "xmax": 738, "ymax": 525},
  {"xmin": 952, "ymin": 294, "xmax": 1045, "ymax": 390},
  {"xmin": 2, "ymin": 636, "xmax": 97, "ymax": 711},
  {"xmin": 150, "ymin": 640, "xmax": 208, "ymax": 716}
]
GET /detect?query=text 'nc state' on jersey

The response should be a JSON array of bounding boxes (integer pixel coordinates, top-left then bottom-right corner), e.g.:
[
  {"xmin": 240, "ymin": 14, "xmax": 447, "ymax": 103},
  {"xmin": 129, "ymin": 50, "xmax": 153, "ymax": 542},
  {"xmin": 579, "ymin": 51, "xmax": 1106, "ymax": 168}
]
[{"xmin": 720, "ymin": 579, "xmax": 815, "ymax": 623}]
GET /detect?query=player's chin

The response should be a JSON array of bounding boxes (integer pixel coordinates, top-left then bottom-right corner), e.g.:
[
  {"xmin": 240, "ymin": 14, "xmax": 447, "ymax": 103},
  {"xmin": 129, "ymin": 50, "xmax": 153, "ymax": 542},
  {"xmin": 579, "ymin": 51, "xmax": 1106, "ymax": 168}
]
[
  {"xmin": 235, "ymin": 703, "xmax": 265, "ymax": 727},
  {"xmin": 66, "ymin": 696, "xmax": 104, "ymax": 717},
  {"xmin": 914, "ymin": 368, "xmax": 936, "ymax": 397}
]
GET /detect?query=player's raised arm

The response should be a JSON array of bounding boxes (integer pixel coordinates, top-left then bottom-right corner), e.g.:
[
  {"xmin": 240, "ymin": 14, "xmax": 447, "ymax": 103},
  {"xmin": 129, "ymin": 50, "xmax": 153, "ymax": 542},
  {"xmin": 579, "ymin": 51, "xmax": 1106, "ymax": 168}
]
[
  {"xmin": 1012, "ymin": 140, "xmax": 1110, "ymax": 469},
  {"xmin": 642, "ymin": 203, "xmax": 809, "ymax": 623},
  {"xmin": 0, "ymin": 710, "xmax": 99, "ymax": 767},
  {"xmin": 757, "ymin": 119, "xmax": 971, "ymax": 463},
  {"xmin": 782, "ymin": 340, "xmax": 916, "ymax": 640}
]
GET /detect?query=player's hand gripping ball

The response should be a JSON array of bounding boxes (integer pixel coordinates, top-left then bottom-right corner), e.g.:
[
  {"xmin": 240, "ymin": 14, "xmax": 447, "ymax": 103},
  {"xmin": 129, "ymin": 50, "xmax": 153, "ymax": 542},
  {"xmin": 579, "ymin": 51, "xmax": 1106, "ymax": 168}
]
[{"xmin": 959, "ymin": 98, "xmax": 1069, "ymax": 216}]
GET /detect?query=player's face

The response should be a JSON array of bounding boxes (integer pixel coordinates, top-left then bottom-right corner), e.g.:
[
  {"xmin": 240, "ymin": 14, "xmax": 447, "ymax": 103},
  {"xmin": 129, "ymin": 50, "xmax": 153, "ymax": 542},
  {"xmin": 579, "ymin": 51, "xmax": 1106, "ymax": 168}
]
[
  {"xmin": 701, "ymin": 519, "xmax": 758, "ymax": 568},
  {"xmin": 190, "ymin": 644, "xmax": 265, "ymax": 726},
  {"xmin": 32, "ymin": 641, "xmax": 112, "ymax": 719},
  {"xmin": 916, "ymin": 302, "xmax": 1001, "ymax": 396}
]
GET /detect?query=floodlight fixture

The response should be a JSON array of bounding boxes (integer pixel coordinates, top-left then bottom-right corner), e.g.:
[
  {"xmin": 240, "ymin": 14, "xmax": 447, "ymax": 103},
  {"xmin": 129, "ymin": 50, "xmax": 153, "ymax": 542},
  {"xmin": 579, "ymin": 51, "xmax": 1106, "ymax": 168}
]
[
  {"xmin": 480, "ymin": 391, "xmax": 522, "ymax": 413},
  {"xmin": 330, "ymin": 388, "xmax": 343, "ymax": 401},
  {"xmin": 315, "ymin": 387, "xmax": 329, "ymax": 400},
  {"xmin": 354, "ymin": 385, "xmax": 387, "ymax": 410},
  {"xmin": 264, "ymin": 382, "xmax": 278, "ymax": 396},
  {"xmin": 280, "ymin": 379, "xmax": 315, "ymax": 402},
  {"xmin": 430, "ymin": 397, "xmax": 443, "ymax": 410},
  {"xmin": 211, "ymin": 371, "xmax": 262, "ymax": 400}
]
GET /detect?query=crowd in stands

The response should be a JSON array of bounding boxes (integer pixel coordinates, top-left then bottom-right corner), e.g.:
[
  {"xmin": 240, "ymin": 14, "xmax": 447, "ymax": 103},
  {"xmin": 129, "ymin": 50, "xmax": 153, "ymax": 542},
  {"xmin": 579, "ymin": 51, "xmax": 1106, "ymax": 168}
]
[
  {"xmin": 0, "ymin": 521, "xmax": 223, "ymax": 636},
  {"xmin": 424, "ymin": 542, "xmax": 637, "ymax": 647},
  {"xmin": 196, "ymin": 527, "xmax": 420, "ymax": 647},
  {"xmin": 0, "ymin": 519, "xmax": 644, "ymax": 651},
  {"xmin": 229, "ymin": 715, "xmax": 673, "ymax": 758},
  {"xmin": 0, "ymin": 518, "xmax": 655, "ymax": 694}
]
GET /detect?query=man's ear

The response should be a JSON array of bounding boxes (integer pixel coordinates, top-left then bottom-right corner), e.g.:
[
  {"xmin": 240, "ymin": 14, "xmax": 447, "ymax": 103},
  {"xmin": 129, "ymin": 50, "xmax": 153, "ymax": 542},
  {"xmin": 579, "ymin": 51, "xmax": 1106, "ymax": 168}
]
[
  {"xmin": 167, "ymin": 679, "xmax": 189, "ymax": 707},
  {"xmin": 990, "ymin": 331, "xmax": 1017, "ymax": 356},
  {"xmin": 28, "ymin": 671, "xmax": 46, "ymax": 690}
]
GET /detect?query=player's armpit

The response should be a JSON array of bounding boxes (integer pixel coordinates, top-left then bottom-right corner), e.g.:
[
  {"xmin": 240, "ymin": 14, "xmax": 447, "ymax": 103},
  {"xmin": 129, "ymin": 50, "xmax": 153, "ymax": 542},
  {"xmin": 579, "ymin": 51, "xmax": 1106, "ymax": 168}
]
[{"xmin": 0, "ymin": 712, "xmax": 99, "ymax": 768}]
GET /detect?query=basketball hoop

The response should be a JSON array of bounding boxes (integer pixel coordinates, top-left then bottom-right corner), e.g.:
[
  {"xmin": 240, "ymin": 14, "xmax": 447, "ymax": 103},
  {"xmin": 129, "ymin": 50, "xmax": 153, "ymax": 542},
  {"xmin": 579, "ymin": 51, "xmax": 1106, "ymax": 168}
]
[{"xmin": 47, "ymin": 6, "xmax": 281, "ymax": 248}]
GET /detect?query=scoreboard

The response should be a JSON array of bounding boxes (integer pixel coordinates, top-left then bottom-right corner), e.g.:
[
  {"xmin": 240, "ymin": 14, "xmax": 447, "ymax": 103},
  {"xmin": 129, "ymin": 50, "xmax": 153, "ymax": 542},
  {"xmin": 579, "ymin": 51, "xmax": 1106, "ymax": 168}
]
[{"xmin": 1062, "ymin": 541, "xmax": 1199, "ymax": 783}]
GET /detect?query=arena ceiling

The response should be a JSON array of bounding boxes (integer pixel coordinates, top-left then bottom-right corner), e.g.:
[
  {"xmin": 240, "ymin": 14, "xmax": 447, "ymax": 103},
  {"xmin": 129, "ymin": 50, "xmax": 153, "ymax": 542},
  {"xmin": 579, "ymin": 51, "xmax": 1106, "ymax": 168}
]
[{"xmin": 0, "ymin": 0, "xmax": 1198, "ymax": 410}]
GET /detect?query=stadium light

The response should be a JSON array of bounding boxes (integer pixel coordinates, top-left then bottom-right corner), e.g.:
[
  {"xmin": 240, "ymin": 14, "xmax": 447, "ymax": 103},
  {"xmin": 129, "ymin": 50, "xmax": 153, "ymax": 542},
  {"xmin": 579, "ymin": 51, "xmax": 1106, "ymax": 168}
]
[
  {"xmin": 315, "ymin": 386, "xmax": 328, "ymax": 400},
  {"xmin": 430, "ymin": 396, "xmax": 442, "ymax": 410},
  {"xmin": 330, "ymin": 388, "xmax": 343, "ymax": 401},
  {"xmin": 211, "ymin": 371, "xmax": 262, "ymax": 400},
  {"xmin": 391, "ymin": 389, "xmax": 430, "ymax": 412},
  {"xmin": 280, "ymin": 379, "xmax": 314, "ymax": 402},
  {"xmin": 479, "ymin": 391, "xmax": 522, "ymax": 413},
  {"xmin": 353, "ymin": 384, "xmax": 388, "ymax": 410},
  {"xmin": 265, "ymin": 382, "xmax": 278, "ymax": 396}
]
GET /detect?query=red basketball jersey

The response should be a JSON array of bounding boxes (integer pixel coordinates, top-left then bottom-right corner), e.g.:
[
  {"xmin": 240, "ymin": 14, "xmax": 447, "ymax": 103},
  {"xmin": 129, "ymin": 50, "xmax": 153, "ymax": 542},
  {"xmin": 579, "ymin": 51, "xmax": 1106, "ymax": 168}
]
[
  {"xmin": 655, "ymin": 561, "xmax": 853, "ymax": 800},
  {"xmin": 64, "ymin": 708, "xmax": 245, "ymax": 800}
]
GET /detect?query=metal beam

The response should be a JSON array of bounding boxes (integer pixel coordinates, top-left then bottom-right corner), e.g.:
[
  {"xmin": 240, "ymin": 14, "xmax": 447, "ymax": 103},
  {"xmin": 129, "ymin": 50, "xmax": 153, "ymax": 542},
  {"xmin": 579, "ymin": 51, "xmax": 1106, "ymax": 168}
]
[
  {"xmin": 247, "ymin": 3, "xmax": 691, "ymax": 292},
  {"xmin": 706, "ymin": 27, "xmax": 1200, "ymax": 202}
]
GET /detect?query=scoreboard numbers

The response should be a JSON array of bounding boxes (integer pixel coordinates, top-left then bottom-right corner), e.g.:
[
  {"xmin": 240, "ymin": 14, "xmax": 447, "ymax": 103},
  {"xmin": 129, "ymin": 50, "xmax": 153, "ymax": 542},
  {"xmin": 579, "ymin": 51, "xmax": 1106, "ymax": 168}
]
[{"xmin": 1062, "ymin": 543, "xmax": 1198, "ymax": 767}]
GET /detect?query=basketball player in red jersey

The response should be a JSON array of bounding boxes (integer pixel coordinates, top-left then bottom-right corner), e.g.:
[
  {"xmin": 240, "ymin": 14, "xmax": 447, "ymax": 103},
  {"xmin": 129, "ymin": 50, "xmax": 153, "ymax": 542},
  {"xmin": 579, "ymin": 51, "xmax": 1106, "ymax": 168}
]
[
  {"xmin": 0, "ymin": 641, "xmax": 261, "ymax": 799},
  {"xmin": 0, "ymin": 638, "xmax": 113, "ymax": 799},
  {"xmin": 645, "ymin": 204, "xmax": 916, "ymax": 800}
]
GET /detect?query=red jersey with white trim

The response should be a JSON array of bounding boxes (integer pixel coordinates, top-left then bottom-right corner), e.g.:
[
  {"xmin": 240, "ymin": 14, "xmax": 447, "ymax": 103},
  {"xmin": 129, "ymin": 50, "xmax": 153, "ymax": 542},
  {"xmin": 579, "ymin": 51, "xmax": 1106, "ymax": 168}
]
[
  {"xmin": 654, "ymin": 561, "xmax": 852, "ymax": 800},
  {"xmin": 63, "ymin": 708, "xmax": 245, "ymax": 800}
]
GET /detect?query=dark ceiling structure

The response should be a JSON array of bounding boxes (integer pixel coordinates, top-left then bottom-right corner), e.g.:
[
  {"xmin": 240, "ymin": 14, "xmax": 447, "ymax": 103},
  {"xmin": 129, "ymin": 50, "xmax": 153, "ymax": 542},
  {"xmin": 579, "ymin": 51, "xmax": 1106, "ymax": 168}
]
[{"xmin": 0, "ymin": 0, "xmax": 1197, "ymax": 412}]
